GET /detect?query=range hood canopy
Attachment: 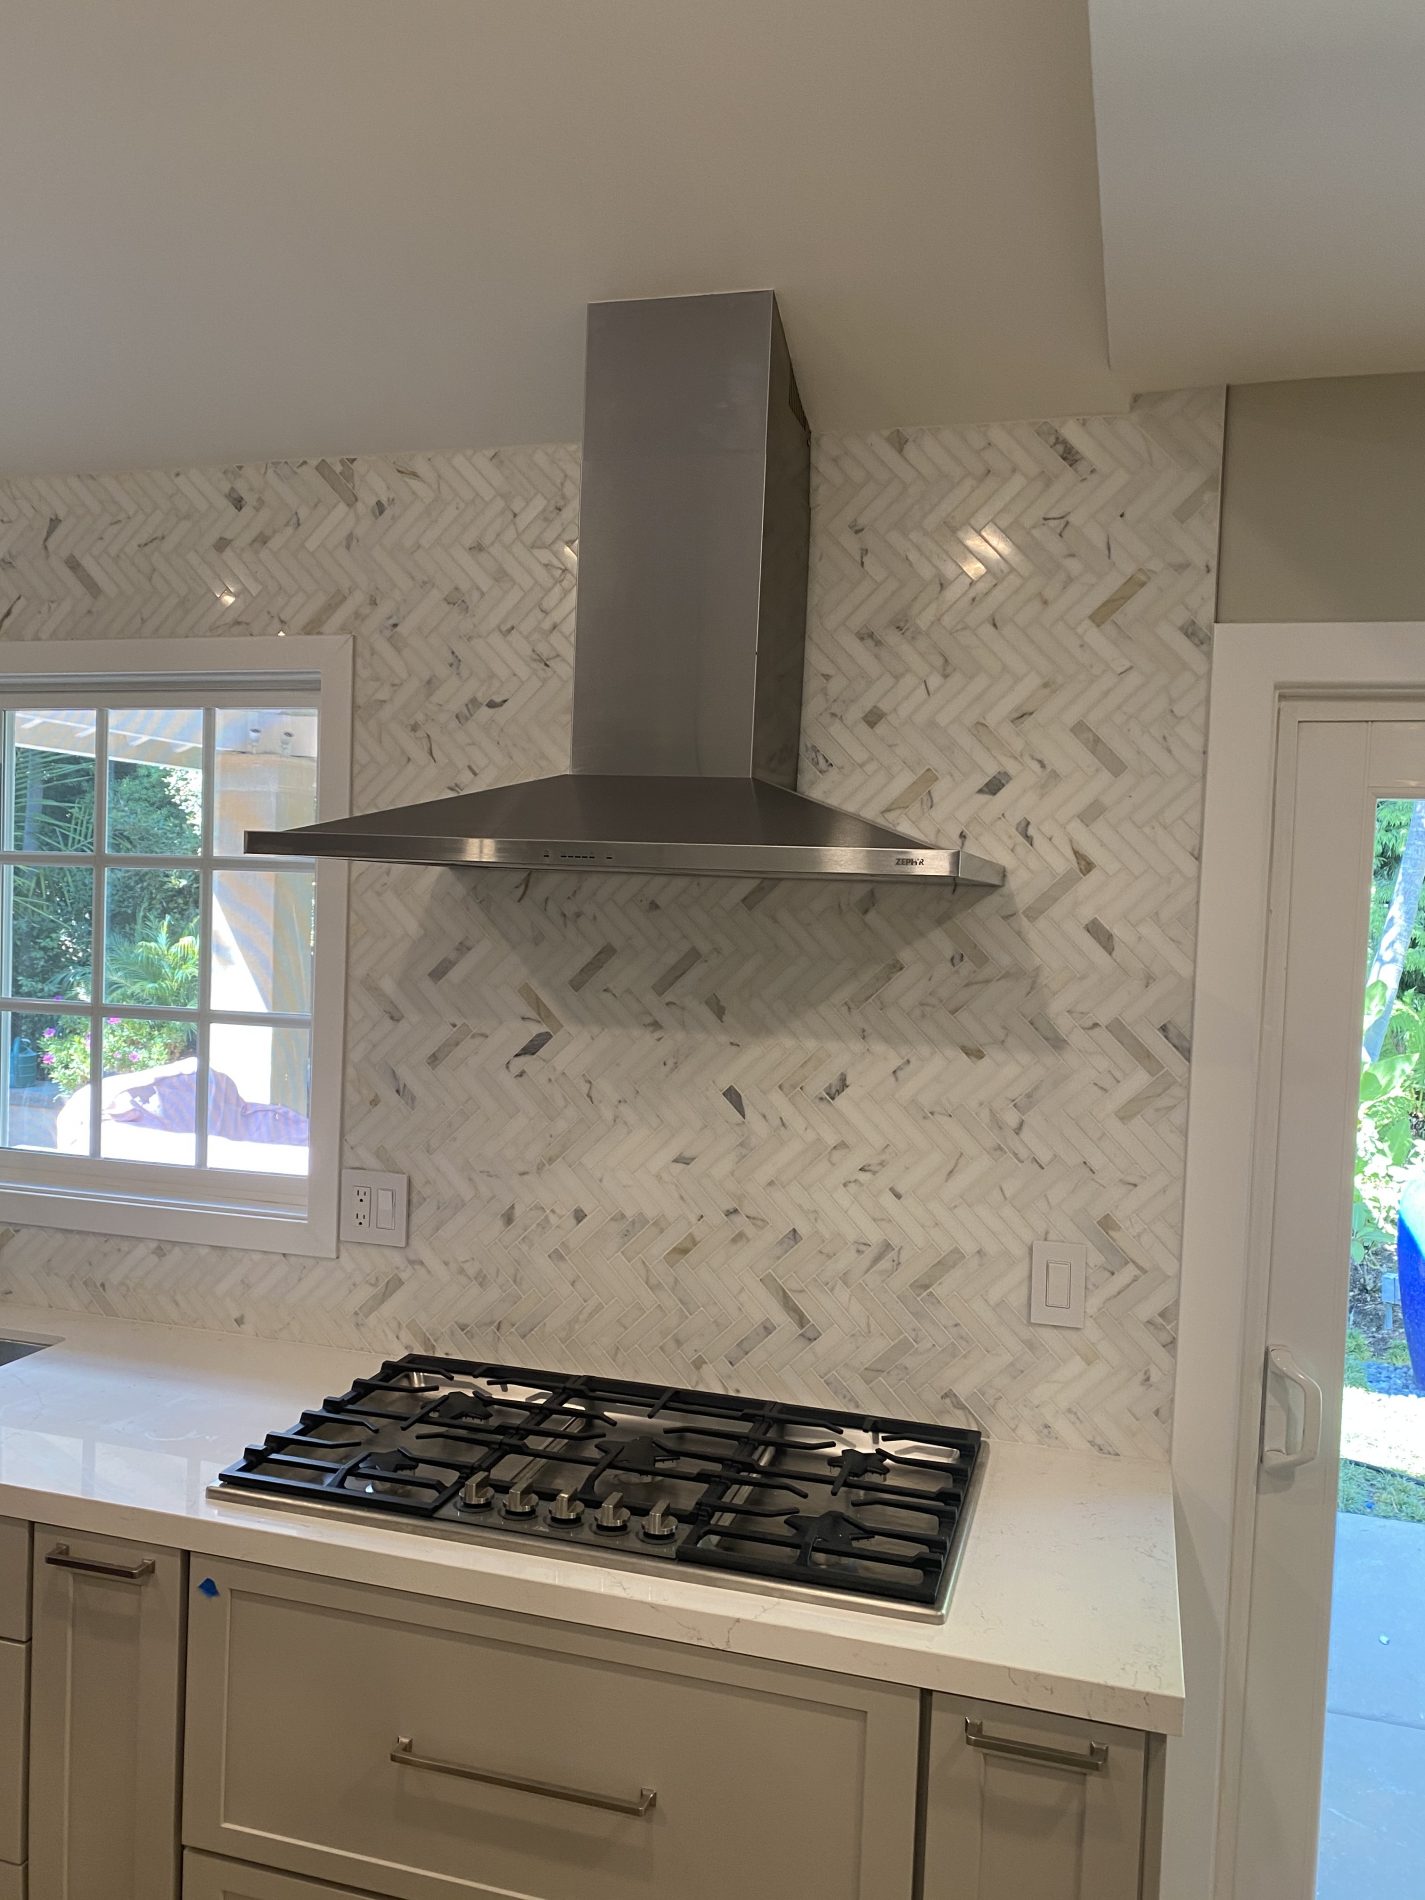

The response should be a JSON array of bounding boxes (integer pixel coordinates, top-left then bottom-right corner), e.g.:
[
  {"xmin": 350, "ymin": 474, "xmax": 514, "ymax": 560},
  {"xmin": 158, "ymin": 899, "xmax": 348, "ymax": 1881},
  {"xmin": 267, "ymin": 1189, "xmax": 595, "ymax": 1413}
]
[{"xmin": 247, "ymin": 291, "xmax": 1005, "ymax": 892}]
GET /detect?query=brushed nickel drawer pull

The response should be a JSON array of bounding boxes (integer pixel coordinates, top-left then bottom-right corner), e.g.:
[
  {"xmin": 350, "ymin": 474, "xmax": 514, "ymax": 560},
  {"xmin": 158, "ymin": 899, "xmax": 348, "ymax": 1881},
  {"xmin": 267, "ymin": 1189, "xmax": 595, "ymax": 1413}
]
[
  {"xmin": 964, "ymin": 1718, "xmax": 1108, "ymax": 1775},
  {"xmin": 44, "ymin": 1543, "xmax": 154, "ymax": 1582},
  {"xmin": 391, "ymin": 1735, "xmax": 656, "ymax": 1817}
]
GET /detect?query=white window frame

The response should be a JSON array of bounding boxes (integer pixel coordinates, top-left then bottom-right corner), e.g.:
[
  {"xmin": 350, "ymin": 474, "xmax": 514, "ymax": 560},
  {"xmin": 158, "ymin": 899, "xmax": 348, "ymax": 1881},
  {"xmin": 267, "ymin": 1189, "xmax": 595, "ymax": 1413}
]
[{"xmin": 0, "ymin": 635, "xmax": 352, "ymax": 1257}]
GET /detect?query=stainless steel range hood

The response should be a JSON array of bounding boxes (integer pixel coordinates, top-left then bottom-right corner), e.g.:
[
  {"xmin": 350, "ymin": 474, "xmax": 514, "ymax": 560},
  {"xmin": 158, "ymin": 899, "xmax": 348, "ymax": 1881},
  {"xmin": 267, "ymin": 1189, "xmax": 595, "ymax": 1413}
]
[{"xmin": 247, "ymin": 291, "xmax": 1005, "ymax": 891}]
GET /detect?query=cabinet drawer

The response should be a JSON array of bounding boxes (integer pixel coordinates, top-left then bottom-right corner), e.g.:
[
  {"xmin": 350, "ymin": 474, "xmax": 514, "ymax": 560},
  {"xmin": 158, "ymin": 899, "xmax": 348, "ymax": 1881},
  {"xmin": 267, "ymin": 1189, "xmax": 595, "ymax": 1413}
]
[
  {"xmin": 184, "ymin": 1560, "xmax": 918, "ymax": 1900},
  {"xmin": 923, "ymin": 1692, "xmax": 1149, "ymax": 1900},
  {"xmin": 185, "ymin": 1853, "xmax": 372, "ymax": 1899},
  {"xmin": 0, "ymin": 1642, "xmax": 26, "ymax": 1865},
  {"xmin": 0, "ymin": 1525, "xmax": 29, "ymax": 1643},
  {"xmin": 0, "ymin": 1864, "xmax": 23, "ymax": 1900}
]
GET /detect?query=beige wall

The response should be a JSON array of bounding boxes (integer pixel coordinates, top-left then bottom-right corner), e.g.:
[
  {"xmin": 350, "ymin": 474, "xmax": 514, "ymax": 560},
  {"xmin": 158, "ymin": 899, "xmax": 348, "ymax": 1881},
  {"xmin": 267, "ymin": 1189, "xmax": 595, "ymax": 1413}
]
[{"xmin": 1218, "ymin": 373, "xmax": 1425, "ymax": 622}]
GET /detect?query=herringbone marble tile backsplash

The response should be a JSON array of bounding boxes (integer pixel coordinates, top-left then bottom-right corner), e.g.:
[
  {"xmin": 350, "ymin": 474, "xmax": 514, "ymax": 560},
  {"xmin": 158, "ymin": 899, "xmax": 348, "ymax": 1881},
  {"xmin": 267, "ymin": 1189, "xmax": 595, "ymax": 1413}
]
[{"xmin": 0, "ymin": 391, "xmax": 1222, "ymax": 1455}]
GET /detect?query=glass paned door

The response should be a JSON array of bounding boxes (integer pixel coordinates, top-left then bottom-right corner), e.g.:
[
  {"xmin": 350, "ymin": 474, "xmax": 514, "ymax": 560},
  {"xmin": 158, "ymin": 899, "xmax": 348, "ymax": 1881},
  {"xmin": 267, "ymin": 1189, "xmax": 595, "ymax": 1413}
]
[
  {"xmin": 1318, "ymin": 793, "xmax": 1425, "ymax": 1896},
  {"xmin": 1234, "ymin": 715, "xmax": 1425, "ymax": 1899}
]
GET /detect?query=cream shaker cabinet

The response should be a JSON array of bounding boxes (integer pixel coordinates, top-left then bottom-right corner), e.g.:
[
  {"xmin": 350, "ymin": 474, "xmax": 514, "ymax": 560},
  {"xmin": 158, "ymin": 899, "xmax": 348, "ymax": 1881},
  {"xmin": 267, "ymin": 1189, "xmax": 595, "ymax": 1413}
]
[
  {"xmin": 922, "ymin": 1691, "xmax": 1162, "ymax": 1900},
  {"xmin": 2, "ymin": 1522, "xmax": 1167, "ymax": 1900},
  {"xmin": 182, "ymin": 1557, "xmax": 921, "ymax": 1900},
  {"xmin": 184, "ymin": 1853, "xmax": 378, "ymax": 1900},
  {"xmin": 28, "ymin": 1527, "xmax": 184, "ymax": 1900},
  {"xmin": 0, "ymin": 1518, "xmax": 30, "ymax": 1898}
]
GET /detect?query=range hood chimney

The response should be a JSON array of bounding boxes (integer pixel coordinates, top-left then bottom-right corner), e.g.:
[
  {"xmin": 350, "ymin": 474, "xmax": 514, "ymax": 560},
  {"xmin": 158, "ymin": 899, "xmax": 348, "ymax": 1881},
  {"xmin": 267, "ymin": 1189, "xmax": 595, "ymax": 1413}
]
[{"xmin": 247, "ymin": 291, "xmax": 1005, "ymax": 892}]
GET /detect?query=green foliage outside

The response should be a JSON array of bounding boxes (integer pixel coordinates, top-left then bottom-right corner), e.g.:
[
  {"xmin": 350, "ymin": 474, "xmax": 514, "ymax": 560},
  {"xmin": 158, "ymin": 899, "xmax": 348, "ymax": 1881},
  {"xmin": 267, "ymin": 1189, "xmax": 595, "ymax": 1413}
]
[
  {"xmin": 1368, "ymin": 801, "xmax": 1425, "ymax": 1003},
  {"xmin": 11, "ymin": 743, "xmax": 201, "ymax": 1091},
  {"xmin": 1344, "ymin": 1325, "xmax": 1411, "ymax": 1390},
  {"xmin": 1338, "ymin": 1460, "xmax": 1425, "ymax": 1523},
  {"xmin": 40, "ymin": 1019, "xmax": 196, "ymax": 1097},
  {"xmin": 1354, "ymin": 982, "xmax": 1425, "ymax": 1266},
  {"xmin": 1349, "ymin": 801, "xmax": 1425, "ymax": 1301},
  {"xmin": 1340, "ymin": 803, "xmax": 1425, "ymax": 1517},
  {"xmin": 107, "ymin": 918, "xmax": 200, "ymax": 1008}
]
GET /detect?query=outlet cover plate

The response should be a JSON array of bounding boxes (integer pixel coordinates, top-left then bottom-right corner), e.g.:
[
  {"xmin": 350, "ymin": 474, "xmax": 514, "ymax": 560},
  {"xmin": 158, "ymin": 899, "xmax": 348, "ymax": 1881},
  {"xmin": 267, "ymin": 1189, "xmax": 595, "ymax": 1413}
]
[
  {"xmin": 1029, "ymin": 1239, "xmax": 1087, "ymax": 1329},
  {"xmin": 340, "ymin": 1168, "xmax": 409, "ymax": 1247}
]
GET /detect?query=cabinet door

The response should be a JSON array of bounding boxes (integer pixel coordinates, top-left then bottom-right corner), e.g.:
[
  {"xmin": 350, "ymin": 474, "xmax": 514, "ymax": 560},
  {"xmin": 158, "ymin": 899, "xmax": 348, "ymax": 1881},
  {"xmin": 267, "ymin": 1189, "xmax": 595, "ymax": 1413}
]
[
  {"xmin": 922, "ymin": 1692, "xmax": 1149, "ymax": 1900},
  {"xmin": 184, "ymin": 1853, "xmax": 373, "ymax": 1899},
  {"xmin": 0, "ymin": 1523, "xmax": 30, "ymax": 1642},
  {"xmin": 29, "ymin": 1528, "xmax": 184, "ymax": 1900},
  {"xmin": 0, "ymin": 1639, "xmax": 28, "ymax": 1865},
  {"xmin": 184, "ymin": 1557, "xmax": 918, "ymax": 1900}
]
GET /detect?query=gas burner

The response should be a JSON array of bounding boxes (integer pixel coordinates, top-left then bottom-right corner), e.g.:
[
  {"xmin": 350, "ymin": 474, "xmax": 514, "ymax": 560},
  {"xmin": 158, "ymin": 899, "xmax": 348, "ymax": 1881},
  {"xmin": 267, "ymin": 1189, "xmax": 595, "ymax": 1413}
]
[
  {"xmin": 425, "ymin": 1393, "xmax": 496, "ymax": 1426},
  {"xmin": 388, "ymin": 1370, "xmax": 444, "ymax": 1393},
  {"xmin": 215, "ymin": 1357, "xmax": 981, "ymax": 1613},
  {"xmin": 351, "ymin": 1450, "xmax": 429, "ymax": 1499},
  {"xmin": 832, "ymin": 1447, "xmax": 892, "ymax": 1486}
]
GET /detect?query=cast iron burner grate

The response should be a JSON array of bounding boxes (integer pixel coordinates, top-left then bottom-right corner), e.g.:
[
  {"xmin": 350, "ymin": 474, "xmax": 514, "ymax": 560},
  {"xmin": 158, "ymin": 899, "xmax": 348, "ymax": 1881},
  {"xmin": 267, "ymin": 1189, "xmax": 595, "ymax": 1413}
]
[{"xmin": 215, "ymin": 1357, "xmax": 982, "ymax": 1610}]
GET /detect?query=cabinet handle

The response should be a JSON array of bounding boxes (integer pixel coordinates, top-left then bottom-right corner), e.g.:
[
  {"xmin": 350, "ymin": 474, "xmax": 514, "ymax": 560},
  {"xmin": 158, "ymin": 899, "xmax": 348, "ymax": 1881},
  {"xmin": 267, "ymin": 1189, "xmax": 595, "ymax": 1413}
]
[
  {"xmin": 964, "ymin": 1718, "xmax": 1108, "ymax": 1775},
  {"xmin": 44, "ymin": 1543, "xmax": 154, "ymax": 1583},
  {"xmin": 390, "ymin": 1735, "xmax": 657, "ymax": 1817}
]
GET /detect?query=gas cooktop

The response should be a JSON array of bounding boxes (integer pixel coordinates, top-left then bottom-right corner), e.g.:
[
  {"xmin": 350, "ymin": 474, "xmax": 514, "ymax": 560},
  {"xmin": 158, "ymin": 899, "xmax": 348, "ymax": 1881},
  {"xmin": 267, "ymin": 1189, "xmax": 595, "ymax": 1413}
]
[{"xmin": 213, "ymin": 1357, "xmax": 982, "ymax": 1617}]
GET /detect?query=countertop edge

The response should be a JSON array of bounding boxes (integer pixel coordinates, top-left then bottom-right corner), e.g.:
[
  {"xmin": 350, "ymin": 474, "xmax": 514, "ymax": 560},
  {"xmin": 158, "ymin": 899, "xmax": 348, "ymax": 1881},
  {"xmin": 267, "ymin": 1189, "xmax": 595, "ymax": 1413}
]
[{"xmin": 4, "ymin": 1479, "xmax": 1184, "ymax": 1734}]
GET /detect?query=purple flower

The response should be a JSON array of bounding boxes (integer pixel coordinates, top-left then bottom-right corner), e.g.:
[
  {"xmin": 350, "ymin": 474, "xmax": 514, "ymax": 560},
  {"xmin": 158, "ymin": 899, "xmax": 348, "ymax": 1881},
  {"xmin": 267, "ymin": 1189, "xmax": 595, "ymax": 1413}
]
[
  {"xmin": 41, "ymin": 1027, "xmax": 56, "ymax": 1039},
  {"xmin": 40, "ymin": 1054, "xmax": 53, "ymax": 1068},
  {"xmin": 105, "ymin": 1017, "xmax": 119, "ymax": 1026}
]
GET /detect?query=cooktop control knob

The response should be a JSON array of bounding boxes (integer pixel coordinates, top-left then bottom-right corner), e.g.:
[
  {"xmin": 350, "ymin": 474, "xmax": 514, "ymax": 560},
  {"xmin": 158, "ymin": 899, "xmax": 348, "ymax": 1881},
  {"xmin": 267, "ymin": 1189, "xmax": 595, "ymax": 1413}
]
[
  {"xmin": 641, "ymin": 1501, "xmax": 678, "ymax": 1541},
  {"xmin": 502, "ymin": 1484, "xmax": 537, "ymax": 1518},
  {"xmin": 594, "ymin": 1490, "xmax": 631, "ymax": 1534},
  {"xmin": 458, "ymin": 1473, "xmax": 493, "ymax": 1511},
  {"xmin": 549, "ymin": 1491, "xmax": 583, "ymax": 1525}
]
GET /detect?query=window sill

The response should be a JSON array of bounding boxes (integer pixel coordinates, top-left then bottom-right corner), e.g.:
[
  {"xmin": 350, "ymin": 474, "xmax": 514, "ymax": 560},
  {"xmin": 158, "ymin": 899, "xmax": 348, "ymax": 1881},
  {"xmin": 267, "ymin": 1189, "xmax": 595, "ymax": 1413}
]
[{"xmin": 0, "ymin": 1177, "xmax": 337, "ymax": 1257}]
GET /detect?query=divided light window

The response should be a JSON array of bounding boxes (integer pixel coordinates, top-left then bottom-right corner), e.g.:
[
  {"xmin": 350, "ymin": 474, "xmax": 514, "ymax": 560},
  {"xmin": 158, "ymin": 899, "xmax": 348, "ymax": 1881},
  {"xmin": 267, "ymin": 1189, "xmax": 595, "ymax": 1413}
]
[{"xmin": 0, "ymin": 691, "xmax": 321, "ymax": 1202}]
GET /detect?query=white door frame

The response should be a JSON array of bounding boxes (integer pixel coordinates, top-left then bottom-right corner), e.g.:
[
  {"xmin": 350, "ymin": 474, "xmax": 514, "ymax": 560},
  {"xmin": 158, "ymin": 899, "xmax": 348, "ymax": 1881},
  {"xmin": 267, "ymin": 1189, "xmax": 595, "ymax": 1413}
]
[{"xmin": 1165, "ymin": 622, "xmax": 1425, "ymax": 1900}]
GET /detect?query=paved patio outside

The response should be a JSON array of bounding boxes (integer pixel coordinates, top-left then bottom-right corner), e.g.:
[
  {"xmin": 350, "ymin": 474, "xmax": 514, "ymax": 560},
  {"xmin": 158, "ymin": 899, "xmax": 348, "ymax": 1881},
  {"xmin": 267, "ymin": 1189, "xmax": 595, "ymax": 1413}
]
[{"xmin": 1318, "ymin": 1513, "xmax": 1425, "ymax": 1898}]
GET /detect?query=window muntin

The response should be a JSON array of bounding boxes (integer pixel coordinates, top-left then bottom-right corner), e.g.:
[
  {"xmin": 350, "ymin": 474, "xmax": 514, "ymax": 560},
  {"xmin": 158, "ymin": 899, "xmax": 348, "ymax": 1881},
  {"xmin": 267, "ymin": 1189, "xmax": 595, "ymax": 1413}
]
[{"xmin": 0, "ymin": 695, "xmax": 319, "ymax": 1189}]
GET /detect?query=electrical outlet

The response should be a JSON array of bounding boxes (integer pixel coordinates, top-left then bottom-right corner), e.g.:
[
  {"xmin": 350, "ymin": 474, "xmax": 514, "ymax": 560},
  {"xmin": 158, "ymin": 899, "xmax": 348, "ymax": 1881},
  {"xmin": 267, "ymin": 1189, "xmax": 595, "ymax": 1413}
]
[{"xmin": 341, "ymin": 1169, "xmax": 409, "ymax": 1247}]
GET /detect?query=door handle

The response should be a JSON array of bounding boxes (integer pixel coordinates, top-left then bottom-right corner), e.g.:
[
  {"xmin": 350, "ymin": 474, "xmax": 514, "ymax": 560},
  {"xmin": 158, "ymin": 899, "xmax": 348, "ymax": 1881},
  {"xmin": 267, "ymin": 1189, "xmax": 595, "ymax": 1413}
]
[{"xmin": 1261, "ymin": 1345, "xmax": 1324, "ymax": 1472}]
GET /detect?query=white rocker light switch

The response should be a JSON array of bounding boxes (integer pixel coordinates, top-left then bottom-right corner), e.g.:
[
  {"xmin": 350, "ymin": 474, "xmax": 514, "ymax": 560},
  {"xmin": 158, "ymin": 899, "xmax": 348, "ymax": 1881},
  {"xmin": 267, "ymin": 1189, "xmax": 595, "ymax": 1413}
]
[{"xmin": 1029, "ymin": 1240, "xmax": 1087, "ymax": 1329}]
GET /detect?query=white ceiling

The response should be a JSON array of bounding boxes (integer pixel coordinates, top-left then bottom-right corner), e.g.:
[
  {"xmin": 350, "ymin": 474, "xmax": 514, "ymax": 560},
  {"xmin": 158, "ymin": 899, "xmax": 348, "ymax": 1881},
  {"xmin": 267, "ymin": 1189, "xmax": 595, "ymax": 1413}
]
[
  {"xmin": 0, "ymin": 0, "xmax": 1124, "ymax": 476},
  {"xmin": 1090, "ymin": 0, "xmax": 1425, "ymax": 388},
  {"xmin": 8, "ymin": 2, "xmax": 1425, "ymax": 478}
]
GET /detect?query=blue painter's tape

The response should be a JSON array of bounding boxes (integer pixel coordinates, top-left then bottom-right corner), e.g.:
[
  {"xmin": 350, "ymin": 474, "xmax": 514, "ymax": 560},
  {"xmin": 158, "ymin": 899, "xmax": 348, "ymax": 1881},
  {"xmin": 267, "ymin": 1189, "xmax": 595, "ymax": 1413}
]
[{"xmin": 197, "ymin": 1577, "xmax": 220, "ymax": 1598}]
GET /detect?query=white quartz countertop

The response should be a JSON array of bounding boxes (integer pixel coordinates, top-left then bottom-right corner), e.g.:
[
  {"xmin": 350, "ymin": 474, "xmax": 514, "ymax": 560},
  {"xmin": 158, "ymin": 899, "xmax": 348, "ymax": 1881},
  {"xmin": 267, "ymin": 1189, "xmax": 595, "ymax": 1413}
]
[{"xmin": 0, "ymin": 1306, "xmax": 1184, "ymax": 1733}]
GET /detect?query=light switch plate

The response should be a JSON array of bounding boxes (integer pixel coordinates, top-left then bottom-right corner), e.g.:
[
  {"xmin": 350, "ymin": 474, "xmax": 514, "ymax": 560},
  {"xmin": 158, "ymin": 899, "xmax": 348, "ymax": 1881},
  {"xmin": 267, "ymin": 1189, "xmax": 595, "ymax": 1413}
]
[
  {"xmin": 1029, "ymin": 1239, "xmax": 1087, "ymax": 1329},
  {"xmin": 340, "ymin": 1168, "xmax": 409, "ymax": 1247}
]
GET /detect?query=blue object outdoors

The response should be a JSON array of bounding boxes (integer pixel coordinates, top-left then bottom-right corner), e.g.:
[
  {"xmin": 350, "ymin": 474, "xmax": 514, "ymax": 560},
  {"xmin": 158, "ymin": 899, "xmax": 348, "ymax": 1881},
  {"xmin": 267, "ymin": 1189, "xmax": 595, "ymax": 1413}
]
[
  {"xmin": 6, "ymin": 1038, "xmax": 37, "ymax": 1090},
  {"xmin": 1395, "ymin": 1178, "xmax": 1425, "ymax": 1385}
]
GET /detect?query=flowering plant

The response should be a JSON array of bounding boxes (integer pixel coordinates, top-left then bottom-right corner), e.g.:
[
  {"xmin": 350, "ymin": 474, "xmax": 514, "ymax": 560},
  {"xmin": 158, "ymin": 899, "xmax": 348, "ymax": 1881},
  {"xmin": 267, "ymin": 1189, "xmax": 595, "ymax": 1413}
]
[{"xmin": 44, "ymin": 1018, "xmax": 194, "ymax": 1096}]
